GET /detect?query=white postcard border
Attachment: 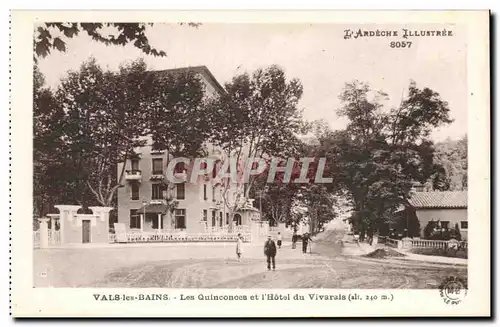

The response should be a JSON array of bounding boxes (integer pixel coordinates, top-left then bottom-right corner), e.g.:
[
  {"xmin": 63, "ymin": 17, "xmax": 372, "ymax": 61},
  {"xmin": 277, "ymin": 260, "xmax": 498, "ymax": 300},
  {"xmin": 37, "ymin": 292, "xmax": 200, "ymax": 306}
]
[{"xmin": 10, "ymin": 10, "xmax": 490, "ymax": 317}]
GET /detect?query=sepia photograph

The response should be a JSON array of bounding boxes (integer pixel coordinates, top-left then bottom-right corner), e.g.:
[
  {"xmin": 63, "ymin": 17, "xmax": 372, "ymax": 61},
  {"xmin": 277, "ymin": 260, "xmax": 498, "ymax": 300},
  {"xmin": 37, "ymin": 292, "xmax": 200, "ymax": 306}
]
[{"xmin": 10, "ymin": 10, "xmax": 490, "ymax": 317}]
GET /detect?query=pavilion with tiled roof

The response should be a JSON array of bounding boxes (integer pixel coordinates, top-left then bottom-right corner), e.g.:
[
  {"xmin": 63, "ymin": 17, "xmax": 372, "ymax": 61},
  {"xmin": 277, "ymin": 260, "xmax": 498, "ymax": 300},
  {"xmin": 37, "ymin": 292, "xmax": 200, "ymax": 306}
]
[{"xmin": 407, "ymin": 191, "xmax": 467, "ymax": 209}]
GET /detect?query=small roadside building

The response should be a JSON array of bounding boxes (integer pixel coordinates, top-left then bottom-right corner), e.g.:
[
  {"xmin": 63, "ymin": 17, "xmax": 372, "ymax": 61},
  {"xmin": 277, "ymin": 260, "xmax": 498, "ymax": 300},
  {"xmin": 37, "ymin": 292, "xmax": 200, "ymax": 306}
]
[{"xmin": 403, "ymin": 191, "xmax": 468, "ymax": 240}]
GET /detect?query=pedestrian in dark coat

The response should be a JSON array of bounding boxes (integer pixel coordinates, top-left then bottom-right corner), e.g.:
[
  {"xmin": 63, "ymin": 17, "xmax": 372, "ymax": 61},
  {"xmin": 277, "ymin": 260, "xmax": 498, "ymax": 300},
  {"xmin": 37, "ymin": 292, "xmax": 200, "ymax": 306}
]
[
  {"xmin": 292, "ymin": 231, "xmax": 297, "ymax": 249},
  {"xmin": 302, "ymin": 232, "xmax": 313, "ymax": 254},
  {"xmin": 264, "ymin": 235, "xmax": 277, "ymax": 270}
]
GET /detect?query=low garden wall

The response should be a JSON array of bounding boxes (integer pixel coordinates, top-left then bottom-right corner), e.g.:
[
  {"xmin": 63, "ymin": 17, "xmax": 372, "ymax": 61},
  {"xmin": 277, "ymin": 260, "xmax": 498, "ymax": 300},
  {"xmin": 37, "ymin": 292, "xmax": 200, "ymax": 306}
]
[{"xmin": 378, "ymin": 236, "xmax": 467, "ymax": 250}]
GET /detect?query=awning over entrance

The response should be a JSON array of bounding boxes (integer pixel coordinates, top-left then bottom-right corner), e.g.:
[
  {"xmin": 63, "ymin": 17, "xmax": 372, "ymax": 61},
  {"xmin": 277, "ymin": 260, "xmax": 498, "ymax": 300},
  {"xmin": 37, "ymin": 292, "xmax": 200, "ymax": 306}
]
[
  {"xmin": 136, "ymin": 203, "xmax": 169, "ymax": 214},
  {"xmin": 237, "ymin": 206, "xmax": 260, "ymax": 213}
]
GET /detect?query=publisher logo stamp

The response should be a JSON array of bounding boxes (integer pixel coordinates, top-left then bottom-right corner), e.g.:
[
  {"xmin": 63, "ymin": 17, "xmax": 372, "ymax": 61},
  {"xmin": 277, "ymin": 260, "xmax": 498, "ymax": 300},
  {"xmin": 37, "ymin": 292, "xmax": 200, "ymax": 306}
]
[{"xmin": 439, "ymin": 276, "xmax": 467, "ymax": 305}]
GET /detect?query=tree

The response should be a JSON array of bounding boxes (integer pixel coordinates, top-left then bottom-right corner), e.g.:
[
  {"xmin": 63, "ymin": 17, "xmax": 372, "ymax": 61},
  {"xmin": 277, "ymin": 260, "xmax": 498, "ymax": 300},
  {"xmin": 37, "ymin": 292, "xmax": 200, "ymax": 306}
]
[
  {"xmin": 206, "ymin": 65, "xmax": 307, "ymax": 218},
  {"xmin": 34, "ymin": 23, "xmax": 167, "ymax": 60},
  {"xmin": 251, "ymin": 157, "xmax": 307, "ymax": 226},
  {"xmin": 54, "ymin": 57, "xmax": 211, "ymax": 211},
  {"xmin": 389, "ymin": 207, "xmax": 421, "ymax": 238},
  {"xmin": 326, "ymin": 80, "xmax": 453, "ymax": 238},
  {"xmin": 54, "ymin": 58, "xmax": 153, "ymax": 207},
  {"xmin": 143, "ymin": 68, "xmax": 209, "ymax": 228},
  {"xmin": 33, "ymin": 65, "xmax": 83, "ymax": 215},
  {"xmin": 430, "ymin": 136, "xmax": 468, "ymax": 191},
  {"xmin": 34, "ymin": 23, "xmax": 202, "ymax": 60}
]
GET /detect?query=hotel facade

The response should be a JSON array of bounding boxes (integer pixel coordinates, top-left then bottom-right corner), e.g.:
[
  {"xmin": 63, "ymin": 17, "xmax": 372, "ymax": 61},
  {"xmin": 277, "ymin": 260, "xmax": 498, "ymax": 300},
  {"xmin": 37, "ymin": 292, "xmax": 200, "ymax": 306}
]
[{"xmin": 116, "ymin": 66, "xmax": 260, "ymax": 233}]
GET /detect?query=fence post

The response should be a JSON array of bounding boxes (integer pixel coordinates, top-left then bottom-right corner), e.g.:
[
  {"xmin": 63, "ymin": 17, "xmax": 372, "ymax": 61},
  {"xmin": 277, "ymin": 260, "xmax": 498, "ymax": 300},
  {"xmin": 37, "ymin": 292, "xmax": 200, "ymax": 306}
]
[
  {"xmin": 401, "ymin": 237, "xmax": 412, "ymax": 249},
  {"xmin": 37, "ymin": 217, "xmax": 50, "ymax": 249}
]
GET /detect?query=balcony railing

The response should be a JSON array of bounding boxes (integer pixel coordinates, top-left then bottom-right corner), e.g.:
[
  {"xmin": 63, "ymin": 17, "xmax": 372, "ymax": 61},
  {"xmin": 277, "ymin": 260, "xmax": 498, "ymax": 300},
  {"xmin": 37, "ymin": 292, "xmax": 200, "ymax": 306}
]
[
  {"xmin": 150, "ymin": 173, "xmax": 164, "ymax": 181},
  {"xmin": 173, "ymin": 170, "xmax": 188, "ymax": 181},
  {"xmin": 125, "ymin": 170, "xmax": 142, "ymax": 182}
]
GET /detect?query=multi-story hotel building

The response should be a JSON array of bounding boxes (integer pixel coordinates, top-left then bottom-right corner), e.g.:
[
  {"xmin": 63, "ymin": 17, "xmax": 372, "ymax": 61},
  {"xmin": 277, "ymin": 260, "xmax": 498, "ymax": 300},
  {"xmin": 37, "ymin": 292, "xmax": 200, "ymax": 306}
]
[{"xmin": 116, "ymin": 66, "xmax": 260, "ymax": 233}]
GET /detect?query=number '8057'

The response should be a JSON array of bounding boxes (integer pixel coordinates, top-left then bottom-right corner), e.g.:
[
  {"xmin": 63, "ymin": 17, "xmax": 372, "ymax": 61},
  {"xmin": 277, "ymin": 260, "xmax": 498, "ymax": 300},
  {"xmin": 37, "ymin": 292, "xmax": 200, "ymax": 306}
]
[{"xmin": 390, "ymin": 41, "xmax": 412, "ymax": 48}]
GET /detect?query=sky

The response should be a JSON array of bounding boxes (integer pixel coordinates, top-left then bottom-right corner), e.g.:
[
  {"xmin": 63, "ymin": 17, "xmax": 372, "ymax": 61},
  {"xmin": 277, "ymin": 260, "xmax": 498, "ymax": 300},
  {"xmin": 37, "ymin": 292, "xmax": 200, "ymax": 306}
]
[{"xmin": 37, "ymin": 23, "xmax": 467, "ymax": 142}]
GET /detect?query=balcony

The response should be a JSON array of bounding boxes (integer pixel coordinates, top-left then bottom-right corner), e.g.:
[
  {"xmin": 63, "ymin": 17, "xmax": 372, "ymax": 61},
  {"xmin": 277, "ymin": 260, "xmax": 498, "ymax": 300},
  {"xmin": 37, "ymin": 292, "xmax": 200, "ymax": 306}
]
[
  {"xmin": 125, "ymin": 170, "xmax": 142, "ymax": 182},
  {"xmin": 150, "ymin": 172, "xmax": 164, "ymax": 181},
  {"xmin": 150, "ymin": 149, "xmax": 165, "ymax": 155},
  {"xmin": 173, "ymin": 169, "xmax": 188, "ymax": 182}
]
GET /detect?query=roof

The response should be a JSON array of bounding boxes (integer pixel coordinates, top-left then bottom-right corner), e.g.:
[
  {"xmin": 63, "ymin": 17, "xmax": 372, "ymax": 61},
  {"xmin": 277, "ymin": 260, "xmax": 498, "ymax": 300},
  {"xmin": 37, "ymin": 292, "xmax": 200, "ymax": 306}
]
[
  {"xmin": 407, "ymin": 191, "xmax": 467, "ymax": 209},
  {"xmin": 136, "ymin": 203, "xmax": 169, "ymax": 214},
  {"xmin": 151, "ymin": 65, "xmax": 225, "ymax": 95}
]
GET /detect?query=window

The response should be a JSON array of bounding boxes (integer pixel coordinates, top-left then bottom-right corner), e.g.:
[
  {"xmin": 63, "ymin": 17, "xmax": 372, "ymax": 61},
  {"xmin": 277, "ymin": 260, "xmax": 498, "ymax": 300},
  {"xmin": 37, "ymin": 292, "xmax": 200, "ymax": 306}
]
[
  {"xmin": 212, "ymin": 211, "xmax": 216, "ymax": 227},
  {"xmin": 219, "ymin": 212, "xmax": 223, "ymax": 227},
  {"xmin": 460, "ymin": 221, "xmax": 468, "ymax": 230},
  {"xmin": 152, "ymin": 158, "xmax": 163, "ymax": 175},
  {"xmin": 440, "ymin": 221, "xmax": 450, "ymax": 230},
  {"xmin": 175, "ymin": 209, "xmax": 186, "ymax": 229},
  {"xmin": 131, "ymin": 159, "xmax": 140, "ymax": 171},
  {"xmin": 130, "ymin": 209, "xmax": 140, "ymax": 229},
  {"xmin": 152, "ymin": 184, "xmax": 162, "ymax": 200},
  {"xmin": 203, "ymin": 184, "xmax": 207, "ymax": 200},
  {"xmin": 226, "ymin": 213, "xmax": 229, "ymax": 225},
  {"xmin": 233, "ymin": 213, "xmax": 242, "ymax": 226},
  {"xmin": 131, "ymin": 183, "xmax": 139, "ymax": 200},
  {"xmin": 174, "ymin": 162, "xmax": 186, "ymax": 174},
  {"xmin": 176, "ymin": 183, "xmax": 185, "ymax": 200},
  {"xmin": 212, "ymin": 162, "xmax": 218, "ymax": 178},
  {"xmin": 212, "ymin": 186, "xmax": 216, "ymax": 202},
  {"xmin": 203, "ymin": 209, "xmax": 207, "ymax": 221}
]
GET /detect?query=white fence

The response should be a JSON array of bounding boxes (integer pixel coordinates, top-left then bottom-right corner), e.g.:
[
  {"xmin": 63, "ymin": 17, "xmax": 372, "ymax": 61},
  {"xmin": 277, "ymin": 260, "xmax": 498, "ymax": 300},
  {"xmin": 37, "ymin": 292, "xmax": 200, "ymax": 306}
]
[
  {"xmin": 34, "ymin": 231, "xmax": 40, "ymax": 248},
  {"xmin": 33, "ymin": 230, "xmax": 61, "ymax": 248},
  {"xmin": 205, "ymin": 225, "xmax": 250, "ymax": 234},
  {"xmin": 410, "ymin": 239, "xmax": 448, "ymax": 249},
  {"xmin": 109, "ymin": 231, "xmax": 251, "ymax": 243},
  {"xmin": 378, "ymin": 236, "xmax": 468, "ymax": 250}
]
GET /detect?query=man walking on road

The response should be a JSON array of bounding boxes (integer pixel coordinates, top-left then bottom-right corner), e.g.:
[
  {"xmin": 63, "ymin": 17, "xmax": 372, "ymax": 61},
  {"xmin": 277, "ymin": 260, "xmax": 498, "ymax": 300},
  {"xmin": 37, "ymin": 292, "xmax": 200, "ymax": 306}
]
[
  {"xmin": 264, "ymin": 235, "xmax": 277, "ymax": 271},
  {"xmin": 302, "ymin": 233, "xmax": 313, "ymax": 254}
]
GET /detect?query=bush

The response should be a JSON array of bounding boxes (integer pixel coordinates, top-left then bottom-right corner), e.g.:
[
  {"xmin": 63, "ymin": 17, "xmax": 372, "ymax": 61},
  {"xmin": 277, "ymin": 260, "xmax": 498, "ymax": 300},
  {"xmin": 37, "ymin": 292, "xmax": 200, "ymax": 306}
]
[
  {"xmin": 451, "ymin": 223, "xmax": 462, "ymax": 241},
  {"xmin": 423, "ymin": 221, "xmax": 463, "ymax": 241},
  {"xmin": 423, "ymin": 221, "xmax": 435, "ymax": 239}
]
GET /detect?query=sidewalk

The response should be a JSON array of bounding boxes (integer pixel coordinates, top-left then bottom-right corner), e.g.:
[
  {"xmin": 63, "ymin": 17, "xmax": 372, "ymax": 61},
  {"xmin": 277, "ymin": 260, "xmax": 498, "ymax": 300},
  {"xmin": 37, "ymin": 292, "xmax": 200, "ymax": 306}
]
[
  {"xmin": 341, "ymin": 240, "xmax": 374, "ymax": 256},
  {"xmin": 39, "ymin": 241, "xmax": 263, "ymax": 250},
  {"xmin": 341, "ymin": 239, "xmax": 467, "ymax": 266},
  {"xmin": 396, "ymin": 251, "xmax": 467, "ymax": 266}
]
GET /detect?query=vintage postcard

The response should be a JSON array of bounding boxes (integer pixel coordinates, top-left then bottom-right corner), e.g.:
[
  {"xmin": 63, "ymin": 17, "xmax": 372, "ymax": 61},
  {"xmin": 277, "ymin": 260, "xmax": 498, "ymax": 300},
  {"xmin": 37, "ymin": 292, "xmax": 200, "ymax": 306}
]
[{"xmin": 10, "ymin": 10, "xmax": 490, "ymax": 317}]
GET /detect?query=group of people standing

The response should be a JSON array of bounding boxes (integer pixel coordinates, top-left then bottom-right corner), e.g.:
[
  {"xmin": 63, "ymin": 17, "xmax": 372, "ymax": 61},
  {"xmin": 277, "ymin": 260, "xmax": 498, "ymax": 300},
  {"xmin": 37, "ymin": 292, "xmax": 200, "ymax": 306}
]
[
  {"xmin": 292, "ymin": 231, "xmax": 313, "ymax": 254},
  {"xmin": 236, "ymin": 230, "xmax": 313, "ymax": 271}
]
